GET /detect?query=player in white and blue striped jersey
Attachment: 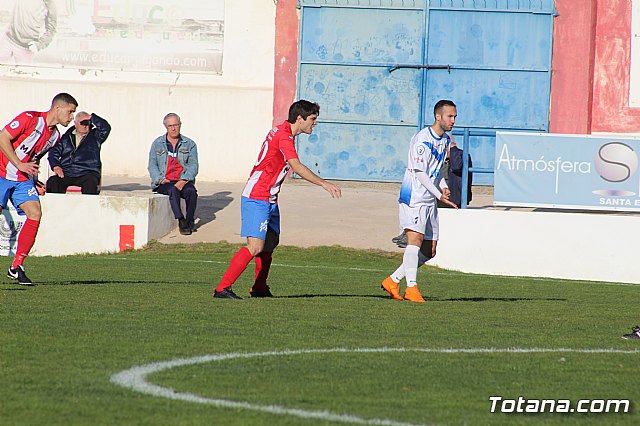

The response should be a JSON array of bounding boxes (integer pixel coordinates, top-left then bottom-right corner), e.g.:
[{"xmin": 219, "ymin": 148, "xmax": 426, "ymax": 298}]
[{"xmin": 382, "ymin": 100, "xmax": 458, "ymax": 302}]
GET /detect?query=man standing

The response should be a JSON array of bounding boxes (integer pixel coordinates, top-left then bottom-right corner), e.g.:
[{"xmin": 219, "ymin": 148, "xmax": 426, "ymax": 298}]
[
  {"xmin": 213, "ymin": 100, "xmax": 341, "ymax": 299},
  {"xmin": 0, "ymin": 92, "xmax": 77, "ymax": 285},
  {"xmin": 46, "ymin": 111, "xmax": 111, "ymax": 194},
  {"xmin": 381, "ymin": 99, "xmax": 458, "ymax": 303},
  {"xmin": 0, "ymin": 0, "xmax": 57, "ymax": 64},
  {"xmin": 148, "ymin": 113, "xmax": 198, "ymax": 235},
  {"xmin": 447, "ymin": 135, "xmax": 473, "ymax": 208}
]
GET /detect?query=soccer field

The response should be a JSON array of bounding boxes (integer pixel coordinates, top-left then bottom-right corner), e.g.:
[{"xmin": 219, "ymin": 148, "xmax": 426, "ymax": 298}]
[{"xmin": 1, "ymin": 242, "xmax": 638, "ymax": 426}]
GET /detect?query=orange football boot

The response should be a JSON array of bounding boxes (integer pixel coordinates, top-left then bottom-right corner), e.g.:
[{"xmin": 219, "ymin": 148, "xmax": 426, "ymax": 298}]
[
  {"xmin": 403, "ymin": 286, "xmax": 426, "ymax": 303},
  {"xmin": 381, "ymin": 277, "xmax": 404, "ymax": 300}
]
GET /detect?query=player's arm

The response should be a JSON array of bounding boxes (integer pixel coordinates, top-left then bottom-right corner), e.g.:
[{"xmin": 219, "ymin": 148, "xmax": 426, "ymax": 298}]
[
  {"xmin": 436, "ymin": 169, "xmax": 450, "ymax": 199},
  {"xmin": 0, "ymin": 129, "xmax": 38, "ymax": 176},
  {"xmin": 288, "ymin": 158, "xmax": 341, "ymax": 198},
  {"xmin": 414, "ymin": 170, "xmax": 457, "ymax": 208}
]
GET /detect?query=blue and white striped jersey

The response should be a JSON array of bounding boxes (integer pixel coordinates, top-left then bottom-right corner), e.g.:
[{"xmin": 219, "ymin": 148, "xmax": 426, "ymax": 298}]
[{"xmin": 398, "ymin": 126, "xmax": 450, "ymax": 207}]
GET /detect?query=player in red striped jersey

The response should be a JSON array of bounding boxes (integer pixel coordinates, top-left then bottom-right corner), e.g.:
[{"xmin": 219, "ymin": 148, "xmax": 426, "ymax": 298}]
[
  {"xmin": 213, "ymin": 100, "xmax": 341, "ymax": 299},
  {"xmin": 0, "ymin": 93, "xmax": 77, "ymax": 285}
]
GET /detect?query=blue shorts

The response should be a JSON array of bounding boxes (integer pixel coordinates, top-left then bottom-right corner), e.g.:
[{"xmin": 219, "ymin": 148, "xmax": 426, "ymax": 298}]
[
  {"xmin": 240, "ymin": 196, "xmax": 280, "ymax": 240},
  {"xmin": 0, "ymin": 178, "xmax": 39, "ymax": 215}
]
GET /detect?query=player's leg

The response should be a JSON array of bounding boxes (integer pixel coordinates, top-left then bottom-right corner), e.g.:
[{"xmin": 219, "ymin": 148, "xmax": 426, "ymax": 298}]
[
  {"xmin": 404, "ymin": 205, "xmax": 439, "ymax": 302},
  {"xmin": 389, "ymin": 240, "xmax": 433, "ymax": 283},
  {"xmin": 251, "ymin": 203, "xmax": 280, "ymax": 298},
  {"xmin": 382, "ymin": 204, "xmax": 425, "ymax": 301},
  {"xmin": 8, "ymin": 181, "xmax": 42, "ymax": 285},
  {"xmin": 251, "ymin": 228, "xmax": 279, "ymax": 298},
  {"xmin": 214, "ymin": 197, "xmax": 269, "ymax": 299}
]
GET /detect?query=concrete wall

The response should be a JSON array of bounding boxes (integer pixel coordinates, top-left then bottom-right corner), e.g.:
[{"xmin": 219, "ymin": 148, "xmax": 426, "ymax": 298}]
[
  {"xmin": 0, "ymin": 192, "xmax": 176, "ymax": 256},
  {"xmin": 433, "ymin": 209, "xmax": 640, "ymax": 284},
  {"xmin": 0, "ymin": 1, "xmax": 276, "ymax": 183}
]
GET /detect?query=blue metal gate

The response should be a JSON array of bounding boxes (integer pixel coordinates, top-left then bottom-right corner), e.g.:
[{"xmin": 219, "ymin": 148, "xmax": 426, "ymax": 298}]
[{"xmin": 297, "ymin": 0, "xmax": 556, "ymax": 185}]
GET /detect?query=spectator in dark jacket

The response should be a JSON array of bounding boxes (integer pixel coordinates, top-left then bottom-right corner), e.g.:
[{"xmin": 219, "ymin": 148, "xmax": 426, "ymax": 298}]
[
  {"xmin": 447, "ymin": 136, "xmax": 472, "ymax": 208},
  {"xmin": 46, "ymin": 111, "xmax": 111, "ymax": 194}
]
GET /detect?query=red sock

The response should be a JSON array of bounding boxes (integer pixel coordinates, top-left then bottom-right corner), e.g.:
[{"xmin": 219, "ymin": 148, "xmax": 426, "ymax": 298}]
[
  {"xmin": 12, "ymin": 219, "xmax": 40, "ymax": 269},
  {"xmin": 216, "ymin": 247, "xmax": 253, "ymax": 291},
  {"xmin": 253, "ymin": 252, "xmax": 272, "ymax": 289}
]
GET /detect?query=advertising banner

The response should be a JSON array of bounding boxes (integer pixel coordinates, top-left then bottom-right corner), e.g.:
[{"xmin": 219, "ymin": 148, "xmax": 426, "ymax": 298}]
[
  {"xmin": 0, "ymin": 0, "xmax": 224, "ymax": 74},
  {"xmin": 494, "ymin": 132, "xmax": 640, "ymax": 211},
  {"xmin": 0, "ymin": 203, "xmax": 25, "ymax": 256}
]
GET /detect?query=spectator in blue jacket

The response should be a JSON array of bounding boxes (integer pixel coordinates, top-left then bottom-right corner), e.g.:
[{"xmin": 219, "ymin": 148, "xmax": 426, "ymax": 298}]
[
  {"xmin": 447, "ymin": 135, "xmax": 472, "ymax": 208},
  {"xmin": 46, "ymin": 111, "xmax": 111, "ymax": 194},
  {"xmin": 148, "ymin": 113, "xmax": 199, "ymax": 235}
]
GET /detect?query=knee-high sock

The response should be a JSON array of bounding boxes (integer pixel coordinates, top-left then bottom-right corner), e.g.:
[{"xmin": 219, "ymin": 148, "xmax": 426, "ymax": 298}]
[
  {"xmin": 12, "ymin": 219, "xmax": 40, "ymax": 269},
  {"xmin": 216, "ymin": 247, "xmax": 253, "ymax": 291},
  {"xmin": 402, "ymin": 245, "xmax": 420, "ymax": 288},
  {"xmin": 391, "ymin": 249, "xmax": 430, "ymax": 283},
  {"xmin": 253, "ymin": 251, "xmax": 272, "ymax": 289}
]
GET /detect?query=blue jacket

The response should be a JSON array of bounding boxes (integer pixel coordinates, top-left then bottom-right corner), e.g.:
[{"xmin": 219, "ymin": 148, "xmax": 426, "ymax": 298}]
[
  {"xmin": 148, "ymin": 134, "xmax": 199, "ymax": 189},
  {"xmin": 48, "ymin": 113, "xmax": 111, "ymax": 177}
]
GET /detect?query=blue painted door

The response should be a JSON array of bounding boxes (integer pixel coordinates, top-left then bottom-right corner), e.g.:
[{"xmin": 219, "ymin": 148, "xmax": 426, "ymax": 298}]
[{"xmin": 297, "ymin": 0, "xmax": 556, "ymax": 184}]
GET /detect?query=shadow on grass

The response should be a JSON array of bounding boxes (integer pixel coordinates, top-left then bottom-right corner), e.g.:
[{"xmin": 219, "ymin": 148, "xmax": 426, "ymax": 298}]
[
  {"xmin": 270, "ymin": 294, "xmax": 390, "ymax": 299},
  {"xmin": 434, "ymin": 297, "xmax": 568, "ymax": 302},
  {"xmin": 270, "ymin": 295, "xmax": 568, "ymax": 302},
  {"xmin": 34, "ymin": 280, "xmax": 198, "ymax": 286}
]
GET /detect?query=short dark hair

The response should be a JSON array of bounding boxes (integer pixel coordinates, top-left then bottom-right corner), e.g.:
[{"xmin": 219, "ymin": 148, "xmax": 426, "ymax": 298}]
[
  {"xmin": 52, "ymin": 93, "xmax": 78, "ymax": 107},
  {"xmin": 433, "ymin": 99, "xmax": 456, "ymax": 117},
  {"xmin": 288, "ymin": 100, "xmax": 320, "ymax": 123}
]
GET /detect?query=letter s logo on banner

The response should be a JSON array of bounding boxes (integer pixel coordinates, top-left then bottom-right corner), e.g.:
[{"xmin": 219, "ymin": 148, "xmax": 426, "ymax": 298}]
[{"xmin": 594, "ymin": 142, "xmax": 638, "ymax": 182}]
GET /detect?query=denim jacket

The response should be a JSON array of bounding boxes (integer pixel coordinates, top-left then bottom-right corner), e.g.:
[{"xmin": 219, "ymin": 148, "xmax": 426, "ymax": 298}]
[{"xmin": 148, "ymin": 134, "xmax": 199, "ymax": 189}]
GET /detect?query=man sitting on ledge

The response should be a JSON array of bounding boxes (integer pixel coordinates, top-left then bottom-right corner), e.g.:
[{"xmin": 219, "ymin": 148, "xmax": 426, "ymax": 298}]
[
  {"xmin": 148, "ymin": 113, "xmax": 198, "ymax": 235},
  {"xmin": 46, "ymin": 111, "xmax": 111, "ymax": 194}
]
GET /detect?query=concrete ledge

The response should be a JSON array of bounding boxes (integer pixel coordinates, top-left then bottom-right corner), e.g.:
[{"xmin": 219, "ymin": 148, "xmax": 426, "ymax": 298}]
[
  {"xmin": 433, "ymin": 208, "xmax": 640, "ymax": 284},
  {"xmin": 0, "ymin": 192, "xmax": 175, "ymax": 256}
]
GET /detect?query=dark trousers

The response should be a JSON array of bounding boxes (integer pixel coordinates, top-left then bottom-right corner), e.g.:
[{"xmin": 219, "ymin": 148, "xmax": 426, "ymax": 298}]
[
  {"xmin": 154, "ymin": 181, "xmax": 198, "ymax": 227},
  {"xmin": 46, "ymin": 173, "xmax": 101, "ymax": 195}
]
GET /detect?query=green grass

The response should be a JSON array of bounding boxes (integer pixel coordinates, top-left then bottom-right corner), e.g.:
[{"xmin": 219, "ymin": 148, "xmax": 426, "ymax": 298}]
[{"xmin": 1, "ymin": 242, "xmax": 638, "ymax": 425}]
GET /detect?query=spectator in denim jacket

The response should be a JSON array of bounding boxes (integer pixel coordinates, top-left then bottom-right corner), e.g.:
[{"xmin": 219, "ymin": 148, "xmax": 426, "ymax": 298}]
[{"xmin": 148, "ymin": 113, "xmax": 198, "ymax": 235}]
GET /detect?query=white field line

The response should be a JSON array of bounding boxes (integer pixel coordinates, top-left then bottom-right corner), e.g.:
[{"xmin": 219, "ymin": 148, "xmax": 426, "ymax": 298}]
[
  {"xmin": 91, "ymin": 257, "xmax": 640, "ymax": 287},
  {"xmin": 111, "ymin": 347, "xmax": 640, "ymax": 426}
]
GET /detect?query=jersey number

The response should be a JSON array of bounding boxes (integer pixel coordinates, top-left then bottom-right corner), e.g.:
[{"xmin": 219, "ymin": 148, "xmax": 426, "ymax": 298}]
[{"xmin": 255, "ymin": 140, "xmax": 268, "ymax": 166}]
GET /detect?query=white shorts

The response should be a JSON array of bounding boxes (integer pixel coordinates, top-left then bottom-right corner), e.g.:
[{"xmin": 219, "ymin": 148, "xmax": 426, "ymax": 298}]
[{"xmin": 398, "ymin": 203, "xmax": 439, "ymax": 240}]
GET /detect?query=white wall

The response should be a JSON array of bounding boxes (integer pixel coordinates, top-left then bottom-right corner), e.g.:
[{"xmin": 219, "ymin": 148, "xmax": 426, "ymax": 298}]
[
  {"xmin": 433, "ymin": 209, "xmax": 640, "ymax": 284},
  {"xmin": 0, "ymin": 1, "xmax": 276, "ymax": 183}
]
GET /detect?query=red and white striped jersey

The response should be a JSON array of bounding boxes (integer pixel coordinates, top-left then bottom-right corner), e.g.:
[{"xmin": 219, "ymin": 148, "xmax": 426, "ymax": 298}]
[
  {"xmin": 242, "ymin": 121, "xmax": 298, "ymax": 203},
  {"xmin": 1, "ymin": 111, "xmax": 60, "ymax": 182}
]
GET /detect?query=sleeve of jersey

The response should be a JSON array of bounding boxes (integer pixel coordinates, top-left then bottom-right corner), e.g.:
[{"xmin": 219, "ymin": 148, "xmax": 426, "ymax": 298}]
[
  {"xmin": 279, "ymin": 134, "xmax": 299, "ymax": 161},
  {"xmin": 3, "ymin": 113, "xmax": 28, "ymax": 139},
  {"xmin": 415, "ymin": 170, "xmax": 442, "ymax": 200}
]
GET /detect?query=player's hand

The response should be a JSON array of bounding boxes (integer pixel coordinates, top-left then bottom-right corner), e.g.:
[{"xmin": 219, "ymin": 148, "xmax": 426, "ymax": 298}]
[
  {"xmin": 440, "ymin": 197, "xmax": 458, "ymax": 209},
  {"xmin": 28, "ymin": 43, "xmax": 38, "ymax": 53},
  {"xmin": 17, "ymin": 162, "xmax": 39, "ymax": 176},
  {"xmin": 174, "ymin": 180, "xmax": 187, "ymax": 191},
  {"xmin": 53, "ymin": 166, "xmax": 64, "ymax": 178},
  {"xmin": 442, "ymin": 188, "xmax": 451, "ymax": 199},
  {"xmin": 322, "ymin": 181, "xmax": 342, "ymax": 198},
  {"xmin": 36, "ymin": 181, "xmax": 46, "ymax": 196}
]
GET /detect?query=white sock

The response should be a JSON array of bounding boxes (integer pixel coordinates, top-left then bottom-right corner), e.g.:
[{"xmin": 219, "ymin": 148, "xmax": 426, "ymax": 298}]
[
  {"xmin": 403, "ymin": 245, "xmax": 420, "ymax": 287},
  {"xmin": 391, "ymin": 248, "xmax": 430, "ymax": 282}
]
